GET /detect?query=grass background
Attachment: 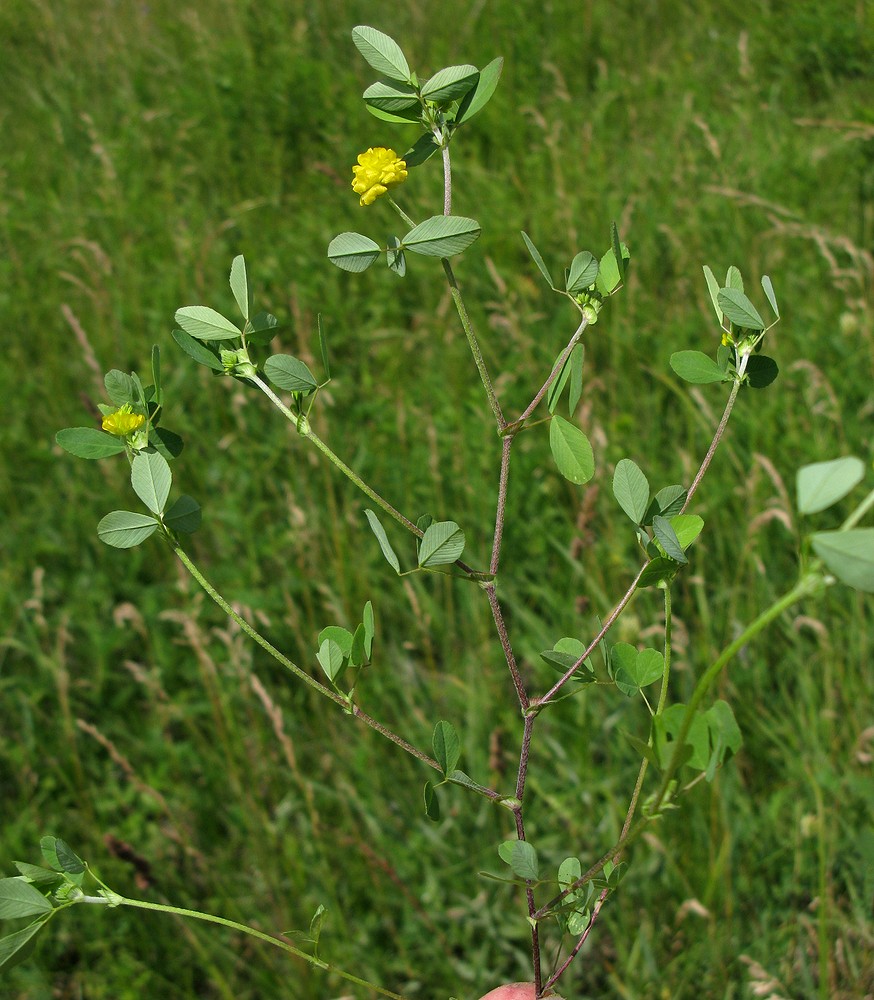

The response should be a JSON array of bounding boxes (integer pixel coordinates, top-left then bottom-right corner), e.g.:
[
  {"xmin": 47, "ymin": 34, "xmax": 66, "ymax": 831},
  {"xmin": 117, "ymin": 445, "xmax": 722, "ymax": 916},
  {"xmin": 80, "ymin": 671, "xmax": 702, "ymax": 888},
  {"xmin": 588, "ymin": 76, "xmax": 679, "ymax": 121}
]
[{"xmin": 1, "ymin": 0, "xmax": 873, "ymax": 997}]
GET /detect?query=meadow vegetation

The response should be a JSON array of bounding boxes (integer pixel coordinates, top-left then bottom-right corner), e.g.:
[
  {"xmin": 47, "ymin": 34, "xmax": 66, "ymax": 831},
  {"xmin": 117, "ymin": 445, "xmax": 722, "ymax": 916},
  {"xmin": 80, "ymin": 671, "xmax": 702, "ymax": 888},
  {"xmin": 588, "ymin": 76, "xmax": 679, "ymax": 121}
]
[{"xmin": 1, "ymin": 0, "xmax": 872, "ymax": 997}]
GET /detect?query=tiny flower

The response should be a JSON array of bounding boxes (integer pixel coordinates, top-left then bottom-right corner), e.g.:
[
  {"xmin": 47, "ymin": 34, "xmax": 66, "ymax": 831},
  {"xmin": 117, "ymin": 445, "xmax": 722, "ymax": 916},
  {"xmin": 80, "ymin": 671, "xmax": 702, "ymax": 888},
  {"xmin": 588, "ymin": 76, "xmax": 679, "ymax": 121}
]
[
  {"xmin": 351, "ymin": 147, "xmax": 408, "ymax": 206},
  {"xmin": 102, "ymin": 404, "xmax": 146, "ymax": 437}
]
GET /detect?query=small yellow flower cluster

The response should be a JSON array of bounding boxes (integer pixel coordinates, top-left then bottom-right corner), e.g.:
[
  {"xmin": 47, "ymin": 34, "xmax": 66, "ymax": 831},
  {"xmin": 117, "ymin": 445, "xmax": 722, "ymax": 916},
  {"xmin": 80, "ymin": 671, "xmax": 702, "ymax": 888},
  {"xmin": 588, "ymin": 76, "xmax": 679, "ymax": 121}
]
[
  {"xmin": 351, "ymin": 147, "xmax": 408, "ymax": 206},
  {"xmin": 102, "ymin": 405, "xmax": 146, "ymax": 437}
]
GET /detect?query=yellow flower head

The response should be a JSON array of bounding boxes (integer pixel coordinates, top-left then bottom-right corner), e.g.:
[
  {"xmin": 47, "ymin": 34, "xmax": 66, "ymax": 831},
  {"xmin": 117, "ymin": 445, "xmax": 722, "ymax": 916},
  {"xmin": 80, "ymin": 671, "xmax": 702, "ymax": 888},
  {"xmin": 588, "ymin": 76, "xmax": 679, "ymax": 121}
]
[
  {"xmin": 102, "ymin": 405, "xmax": 146, "ymax": 437},
  {"xmin": 351, "ymin": 147, "xmax": 408, "ymax": 206}
]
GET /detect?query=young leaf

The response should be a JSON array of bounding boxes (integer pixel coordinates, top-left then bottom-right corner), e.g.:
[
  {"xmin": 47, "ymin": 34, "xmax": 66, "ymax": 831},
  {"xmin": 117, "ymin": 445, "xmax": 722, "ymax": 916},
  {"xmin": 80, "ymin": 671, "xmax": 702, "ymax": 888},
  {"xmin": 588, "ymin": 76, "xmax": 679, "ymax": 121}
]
[
  {"xmin": 56, "ymin": 428, "xmax": 127, "ymax": 460},
  {"xmin": 362, "ymin": 79, "xmax": 421, "ymax": 115},
  {"xmin": 175, "ymin": 306, "xmax": 242, "ymax": 342},
  {"xmin": 637, "ymin": 556, "xmax": 679, "ymax": 589},
  {"xmin": 704, "ymin": 700, "xmax": 743, "ymax": 769},
  {"xmin": 151, "ymin": 344, "xmax": 161, "ymax": 398},
  {"xmin": 351, "ymin": 25, "xmax": 412, "ymax": 82},
  {"xmin": 363, "ymin": 601, "xmax": 375, "ymax": 658},
  {"xmin": 402, "ymin": 216, "xmax": 481, "ymax": 258},
  {"xmin": 546, "ymin": 349, "xmax": 574, "ymax": 415},
  {"xmin": 317, "ymin": 638, "xmax": 345, "ymax": 682},
  {"xmin": 418, "ymin": 521, "xmax": 465, "ymax": 567},
  {"xmin": 150, "ymin": 426, "xmax": 184, "ymax": 461},
  {"xmin": 264, "ymin": 355, "xmax": 318, "ymax": 394},
  {"xmin": 455, "ymin": 56, "xmax": 503, "ymax": 123},
  {"xmin": 568, "ymin": 342, "xmax": 585, "ymax": 415},
  {"xmin": 549, "ymin": 416, "xmax": 594, "ymax": 485},
  {"xmin": 163, "ymin": 495, "xmax": 201, "ymax": 534},
  {"xmin": 0, "ymin": 879, "xmax": 52, "ymax": 919},
  {"xmin": 350, "ymin": 623, "xmax": 368, "ymax": 667},
  {"xmin": 104, "ymin": 369, "xmax": 134, "ymax": 406},
  {"xmin": 595, "ymin": 241, "xmax": 630, "ymax": 295},
  {"xmin": 652, "ymin": 515, "xmax": 688, "ymax": 564},
  {"xmin": 646, "ymin": 485, "xmax": 687, "ymax": 523},
  {"xmin": 716, "ymin": 288, "xmax": 765, "ymax": 331},
  {"xmin": 654, "ymin": 704, "xmax": 710, "ymax": 771},
  {"xmin": 797, "ymin": 456, "xmax": 864, "ymax": 514},
  {"xmin": 171, "ymin": 328, "xmax": 225, "ymax": 372},
  {"xmin": 745, "ymin": 355, "xmax": 779, "ymax": 388},
  {"xmin": 327, "ymin": 233, "xmax": 381, "ymax": 273},
  {"xmin": 402, "ymin": 131, "xmax": 441, "ymax": 167},
  {"xmin": 670, "ymin": 351, "xmax": 727, "ymax": 384},
  {"xmin": 97, "ymin": 511, "xmax": 159, "ymax": 548},
  {"xmin": 761, "ymin": 275, "xmax": 779, "ymax": 318},
  {"xmin": 613, "ymin": 459, "xmax": 650, "ymax": 524},
  {"xmin": 702, "ymin": 265, "xmax": 722, "ymax": 323},
  {"xmin": 386, "ymin": 236, "xmax": 406, "ymax": 277},
  {"xmin": 364, "ymin": 509, "xmax": 400, "ymax": 573},
  {"xmin": 433, "ymin": 721, "xmax": 461, "ymax": 776},
  {"xmin": 229, "ymin": 255, "xmax": 249, "ymax": 321},
  {"xmin": 725, "ymin": 265, "xmax": 744, "ymax": 292},
  {"xmin": 565, "ymin": 251, "xmax": 599, "ymax": 294},
  {"xmin": 423, "ymin": 781, "xmax": 441, "ymax": 821},
  {"xmin": 131, "ymin": 451, "xmax": 172, "ymax": 515},
  {"xmin": 811, "ymin": 529, "xmax": 874, "ymax": 593},
  {"xmin": 610, "ymin": 221, "xmax": 625, "ymax": 281},
  {"xmin": 420, "ymin": 65, "xmax": 479, "ymax": 104},
  {"xmin": 520, "ymin": 232, "xmax": 556, "ymax": 289},
  {"xmin": 318, "ymin": 626, "xmax": 354, "ymax": 658},
  {"xmin": 498, "ymin": 840, "xmax": 539, "ymax": 881}
]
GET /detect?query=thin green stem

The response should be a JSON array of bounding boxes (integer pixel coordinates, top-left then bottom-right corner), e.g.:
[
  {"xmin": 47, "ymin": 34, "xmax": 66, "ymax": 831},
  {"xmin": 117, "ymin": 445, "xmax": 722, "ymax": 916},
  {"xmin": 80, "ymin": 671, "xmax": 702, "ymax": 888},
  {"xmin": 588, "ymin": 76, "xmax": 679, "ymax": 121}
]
[
  {"xmin": 387, "ymin": 195, "xmax": 416, "ymax": 229},
  {"xmin": 171, "ymin": 545, "xmax": 440, "ymax": 772},
  {"xmin": 115, "ymin": 896, "xmax": 410, "ymax": 1000},
  {"xmin": 651, "ymin": 571, "xmax": 824, "ymax": 812},
  {"xmin": 442, "ymin": 258, "xmax": 505, "ymax": 429}
]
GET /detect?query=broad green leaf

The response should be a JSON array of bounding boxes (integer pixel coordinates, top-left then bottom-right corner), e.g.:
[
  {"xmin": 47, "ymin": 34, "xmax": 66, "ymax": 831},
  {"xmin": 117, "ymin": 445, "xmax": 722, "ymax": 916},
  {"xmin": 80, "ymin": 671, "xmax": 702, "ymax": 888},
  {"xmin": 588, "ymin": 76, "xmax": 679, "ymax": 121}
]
[
  {"xmin": 549, "ymin": 416, "xmax": 594, "ymax": 485},
  {"xmin": 717, "ymin": 288, "xmax": 765, "ymax": 331},
  {"xmin": 56, "ymin": 428, "xmax": 127, "ymax": 460},
  {"xmin": 104, "ymin": 369, "xmax": 134, "ymax": 405},
  {"xmin": 171, "ymin": 328, "xmax": 224, "ymax": 372},
  {"xmin": 702, "ymin": 265, "xmax": 722, "ymax": 322},
  {"xmin": 716, "ymin": 344, "xmax": 733, "ymax": 372},
  {"xmin": 163, "ymin": 495, "xmax": 201, "ymax": 534},
  {"xmin": 539, "ymin": 638, "xmax": 595, "ymax": 681},
  {"xmin": 670, "ymin": 514, "xmax": 704, "ymax": 550},
  {"xmin": 420, "ymin": 64, "xmax": 479, "ymax": 104},
  {"xmin": 362, "ymin": 79, "xmax": 420, "ymax": 114},
  {"xmin": 566, "ymin": 251, "xmax": 599, "ymax": 293},
  {"xmin": 455, "ymin": 56, "xmax": 503, "ymax": 123},
  {"xmin": 364, "ymin": 102, "xmax": 423, "ymax": 125},
  {"xmin": 40, "ymin": 837, "xmax": 62, "ymax": 871},
  {"xmin": 654, "ymin": 704, "xmax": 709, "ymax": 771},
  {"xmin": 670, "ymin": 351, "xmax": 726, "ymax": 384},
  {"xmin": 725, "ymin": 265, "xmax": 744, "ymax": 292},
  {"xmin": 318, "ymin": 626, "xmax": 354, "ymax": 658},
  {"xmin": 447, "ymin": 769, "xmax": 494, "ymax": 797},
  {"xmin": 150, "ymin": 426, "xmax": 184, "ymax": 461},
  {"xmin": 317, "ymin": 638, "xmax": 345, "ymax": 682},
  {"xmin": 317, "ymin": 315, "xmax": 331, "ymax": 379},
  {"xmin": 610, "ymin": 221, "xmax": 625, "ymax": 281},
  {"xmin": 327, "ymin": 232, "xmax": 381, "ymax": 273},
  {"xmin": 811, "ymin": 529, "xmax": 874, "ymax": 593},
  {"xmin": 652, "ymin": 515, "xmax": 687, "ymax": 564},
  {"xmin": 704, "ymin": 700, "xmax": 743, "ymax": 776},
  {"xmin": 546, "ymin": 347, "xmax": 574, "ymax": 415},
  {"xmin": 386, "ymin": 236, "xmax": 406, "ymax": 277},
  {"xmin": 645, "ymin": 485, "xmax": 686, "ymax": 523},
  {"xmin": 745, "ymin": 355, "xmax": 778, "ymax": 388},
  {"xmin": 797, "ymin": 456, "xmax": 865, "ymax": 514},
  {"xmin": 433, "ymin": 720, "xmax": 461, "ymax": 776},
  {"xmin": 264, "ymin": 354, "xmax": 318, "ymax": 394},
  {"xmin": 0, "ymin": 879, "xmax": 52, "ymax": 919},
  {"xmin": 363, "ymin": 601, "xmax": 375, "ymax": 657},
  {"xmin": 595, "ymin": 241, "xmax": 630, "ymax": 295},
  {"xmin": 175, "ymin": 306, "xmax": 241, "ymax": 342},
  {"xmin": 364, "ymin": 509, "xmax": 400, "ymax": 573},
  {"xmin": 352, "ymin": 25, "xmax": 412, "ymax": 82},
  {"xmin": 54, "ymin": 840, "xmax": 85, "ymax": 878},
  {"xmin": 350, "ymin": 622, "xmax": 368, "ymax": 667},
  {"xmin": 637, "ymin": 556, "xmax": 679, "ymax": 588},
  {"xmin": 246, "ymin": 310, "xmax": 280, "ymax": 347},
  {"xmin": 423, "ymin": 781, "xmax": 440, "ymax": 821},
  {"xmin": 97, "ymin": 511, "xmax": 159, "ymax": 548},
  {"xmin": 419, "ymin": 520, "xmax": 465, "ymax": 567},
  {"xmin": 761, "ymin": 275, "xmax": 779, "ymax": 318},
  {"xmin": 131, "ymin": 451, "xmax": 171, "ymax": 515},
  {"xmin": 520, "ymin": 231, "xmax": 556, "ymax": 288},
  {"xmin": 403, "ymin": 216, "xmax": 481, "ymax": 258},
  {"xmin": 13, "ymin": 863, "xmax": 61, "ymax": 885},
  {"xmin": 402, "ymin": 131, "xmax": 440, "ymax": 167},
  {"xmin": 229, "ymin": 255, "xmax": 249, "ymax": 321},
  {"xmin": 0, "ymin": 920, "xmax": 46, "ymax": 973},
  {"xmin": 498, "ymin": 840, "xmax": 539, "ymax": 881},
  {"xmin": 613, "ymin": 458, "xmax": 650, "ymax": 524},
  {"xmin": 557, "ymin": 856, "xmax": 582, "ymax": 891},
  {"xmin": 610, "ymin": 644, "xmax": 664, "ymax": 696}
]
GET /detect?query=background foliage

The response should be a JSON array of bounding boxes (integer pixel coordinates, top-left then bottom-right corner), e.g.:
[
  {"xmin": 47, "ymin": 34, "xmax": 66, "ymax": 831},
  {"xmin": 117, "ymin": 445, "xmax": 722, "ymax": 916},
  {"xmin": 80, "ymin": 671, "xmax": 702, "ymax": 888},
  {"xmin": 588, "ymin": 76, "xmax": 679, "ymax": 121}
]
[{"xmin": 1, "ymin": 0, "xmax": 872, "ymax": 997}]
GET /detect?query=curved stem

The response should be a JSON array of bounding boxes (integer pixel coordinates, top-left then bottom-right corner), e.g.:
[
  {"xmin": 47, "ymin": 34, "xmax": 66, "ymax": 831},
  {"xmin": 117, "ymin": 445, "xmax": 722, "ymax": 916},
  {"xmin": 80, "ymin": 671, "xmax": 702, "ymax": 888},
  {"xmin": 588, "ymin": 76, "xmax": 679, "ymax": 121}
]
[
  {"xmin": 116, "ymin": 896, "xmax": 410, "ymax": 1000},
  {"xmin": 172, "ymin": 545, "xmax": 440, "ymax": 772}
]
